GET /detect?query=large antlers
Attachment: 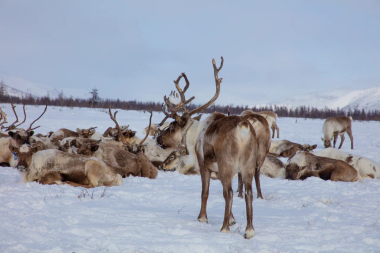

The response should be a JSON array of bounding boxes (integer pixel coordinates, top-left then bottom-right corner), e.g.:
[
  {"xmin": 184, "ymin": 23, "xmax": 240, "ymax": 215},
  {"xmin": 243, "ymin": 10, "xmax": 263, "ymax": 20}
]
[
  {"xmin": 26, "ymin": 104, "xmax": 48, "ymax": 131},
  {"xmin": 188, "ymin": 56, "xmax": 223, "ymax": 116}
]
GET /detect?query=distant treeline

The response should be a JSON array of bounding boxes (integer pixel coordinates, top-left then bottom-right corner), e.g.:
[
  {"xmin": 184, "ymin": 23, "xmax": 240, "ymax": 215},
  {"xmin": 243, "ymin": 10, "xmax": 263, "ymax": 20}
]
[{"xmin": 1, "ymin": 94, "xmax": 380, "ymax": 121}]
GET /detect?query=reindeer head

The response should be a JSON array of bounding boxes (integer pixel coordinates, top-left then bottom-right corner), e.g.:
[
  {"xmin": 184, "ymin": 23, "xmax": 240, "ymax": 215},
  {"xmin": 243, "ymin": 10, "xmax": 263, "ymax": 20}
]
[
  {"xmin": 76, "ymin": 141, "xmax": 100, "ymax": 156},
  {"xmin": 8, "ymin": 129, "xmax": 34, "ymax": 146},
  {"xmin": 321, "ymin": 138, "xmax": 332, "ymax": 148},
  {"xmin": 285, "ymin": 164, "xmax": 306, "ymax": 180},
  {"xmin": 156, "ymin": 57, "xmax": 223, "ymax": 149},
  {"xmin": 76, "ymin": 127, "xmax": 96, "ymax": 138},
  {"xmin": 160, "ymin": 149, "xmax": 187, "ymax": 172},
  {"xmin": 302, "ymin": 144, "xmax": 318, "ymax": 151},
  {"xmin": 9, "ymin": 144, "xmax": 42, "ymax": 172},
  {"xmin": 58, "ymin": 137, "xmax": 78, "ymax": 154}
]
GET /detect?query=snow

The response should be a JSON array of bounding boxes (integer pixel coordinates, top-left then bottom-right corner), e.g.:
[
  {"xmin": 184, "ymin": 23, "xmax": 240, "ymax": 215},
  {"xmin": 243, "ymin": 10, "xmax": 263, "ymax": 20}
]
[{"xmin": 1, "ymin": 104, "xmax": 380, "ymax": 252}]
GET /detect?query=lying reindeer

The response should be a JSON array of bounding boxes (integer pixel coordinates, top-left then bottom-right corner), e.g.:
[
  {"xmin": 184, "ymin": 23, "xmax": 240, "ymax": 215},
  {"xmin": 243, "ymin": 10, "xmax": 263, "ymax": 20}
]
[
  {"xmin": 285, "ymin": 151, "xmax": 360, "ymax": 182},
  {"xmin": 269, "ymin": 140, "xmax": 317, "ymax": 158},
  {"xmin": 76, "ymin": 141, "xmax": 158, "ymax": 179},
  {"xmin": 315, "ymin": 148, "xmax": 380, "ymax": 179},
  {"xmin": 9, "ymin": 144, "xmax": 123, "ymax": 188},
  {"xmin": 49, "ymin": 127, "xmax": 98, "ymax": 148},
  {"xmin": 0, "ymin": 104, "xmax": 47, "ymax": 167}
]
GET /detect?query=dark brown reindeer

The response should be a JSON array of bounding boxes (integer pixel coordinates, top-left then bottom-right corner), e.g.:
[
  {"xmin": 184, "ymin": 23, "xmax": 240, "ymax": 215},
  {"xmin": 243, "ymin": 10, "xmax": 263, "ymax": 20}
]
[
  {"xmin": 156, "ymin": 57, "xmax": 258, "ymax": 239},
  {"xmin": 285, "ymin": 151, "xmax": 360, "ymax": 182},
  {"xmin": 322, "ymin": 116, "xmax": 353, "ymax": 149}
]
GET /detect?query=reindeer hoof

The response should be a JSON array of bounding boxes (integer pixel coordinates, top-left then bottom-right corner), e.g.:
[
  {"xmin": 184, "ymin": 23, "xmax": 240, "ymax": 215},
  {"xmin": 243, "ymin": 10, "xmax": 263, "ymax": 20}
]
[
  {"xmin": 197, "ymin": 217, "xmax": 208, "ymax": 223},
  {"xmin": 229, "ymin": 220, "xmax": 236, "ymax": 226},
  {"xmin": 220, "ymin": 227, "xmax": 230, "ymax": 233},
  {"xmin": 244, "ymin": 229, "xmax": 255, "ymax": 239}
]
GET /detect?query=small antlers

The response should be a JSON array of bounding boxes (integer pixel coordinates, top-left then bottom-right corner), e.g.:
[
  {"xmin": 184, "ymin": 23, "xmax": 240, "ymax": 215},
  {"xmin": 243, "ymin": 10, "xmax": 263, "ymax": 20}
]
[
  {"xmin": 139, "ymin": 111, "xmax": 153, "ymax": 145},
  {"xmin": 189, "ymin": 56, "xmax": 223, "ymax": 116},
  {"xmin": 26, "ymin": 104, "xmax": 48, "ymax": 132},
  {"xmin": 108, "ymin": 106, "xmax": 130, "ymax": 145}
]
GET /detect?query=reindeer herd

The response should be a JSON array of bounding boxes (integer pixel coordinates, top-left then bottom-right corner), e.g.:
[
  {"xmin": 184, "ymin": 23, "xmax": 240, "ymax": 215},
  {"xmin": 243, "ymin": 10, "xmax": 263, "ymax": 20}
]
[{"xmin": 1, "ymin": 57, "xmax": 379, "ymax": 239}]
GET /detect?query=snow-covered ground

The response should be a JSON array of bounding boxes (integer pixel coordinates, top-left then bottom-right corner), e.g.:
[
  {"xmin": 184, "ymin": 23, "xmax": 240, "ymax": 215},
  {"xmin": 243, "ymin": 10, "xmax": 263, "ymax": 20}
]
[{"xmin": 0, "ymin": 104, "xmax": 380, "ymax": 252}]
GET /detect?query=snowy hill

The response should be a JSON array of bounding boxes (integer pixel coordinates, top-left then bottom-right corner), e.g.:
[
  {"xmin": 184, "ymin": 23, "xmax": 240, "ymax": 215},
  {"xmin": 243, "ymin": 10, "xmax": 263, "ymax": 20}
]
[
  {"xmin": 0, "ymin": 74, "xmax": 89, "ymax": 99},
  {"xmin": 270, "ymin": 86, "xmax": 380, "ymax": 112}
]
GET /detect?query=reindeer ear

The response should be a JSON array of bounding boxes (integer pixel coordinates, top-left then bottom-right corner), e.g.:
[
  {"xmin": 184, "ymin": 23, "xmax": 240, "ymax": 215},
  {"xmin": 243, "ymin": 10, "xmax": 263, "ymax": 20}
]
[
  {"xmin": 321, "ymin": 138, "xmax": 324, "ymax": 141},
  {"xmin": 192, "ymin": 114, "xmax": 202, "ymax": 121},
  {"xmin": 311, "ymin": 144, "xmax": 317, "ymax": 150},
  {"xmin": 89, "ymin": 129, "xmax": 95, "ymax": 135},
  {"xmin": 130, "ymin": 131, "xmax": 136, "ymax": 137},
  {"xmin": 91, "ymin": 144, "xmax": 99, "ymax": 152},
  {"xmin": 76, "ymin": 128, "xmax": 82, "ymax": 134},
  {"xmin": 8, "ymin": 131, "xmax": 15, "ymax": 138},
  {"xmin": 28, "ymin": 131, "xmax": 34, "ymax": 137},
  {"xmin": 47, "ymin": 131, "xmax": 54, "ymax": 138}
]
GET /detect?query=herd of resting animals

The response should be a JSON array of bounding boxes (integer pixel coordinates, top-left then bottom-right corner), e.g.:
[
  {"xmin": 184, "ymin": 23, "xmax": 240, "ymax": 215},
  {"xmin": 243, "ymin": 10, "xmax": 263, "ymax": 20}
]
[{"xmin": 1, "ymin": 57, "xmax": 380, "ymax": 239}]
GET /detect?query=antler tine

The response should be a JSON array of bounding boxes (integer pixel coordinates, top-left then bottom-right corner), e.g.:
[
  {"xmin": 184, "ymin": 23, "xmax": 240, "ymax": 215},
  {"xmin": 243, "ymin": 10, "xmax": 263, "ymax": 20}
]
[
  {"xmin": 227, "ymin": 106, "xmax": 230, "ymax": 116},
  {"xmin": 0, "ymin": 108, "xmax": 7, "ymax": 127},
  {"xmin": 26, "ymin": 104, "xmax": 47, "ymax": 132},
  {"xmin": 15, "ymin": 104, "xmax": 26, "ymax": 127},
  {"xmin": 6, "ymin": 103, "xmax": 19, "ymax": 130},
  {"xmin": 163, "ymin": 73, "xmax": 195, "ymax": 115},
  {"xmin": 189, "ymin": 56, "xmax": 224, "ymax": 116},
  {"xmin": 139, "ymin": 111, "xmax": 153, "ymax": 145}
]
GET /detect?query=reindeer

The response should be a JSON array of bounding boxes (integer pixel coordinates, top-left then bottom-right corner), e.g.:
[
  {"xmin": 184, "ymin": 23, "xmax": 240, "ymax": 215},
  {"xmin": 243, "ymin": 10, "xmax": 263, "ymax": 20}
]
[
  {"xmin": 269, "ymin": 140, "xmax": 317, "ymax": 158},
  {"xmin": 49, "ymin": 127, "xmax": 98, "ymax": 148},
  {"xmin": 237, "ymin": 110, "xmax": 271, "ymax": 198},
  {"xmin": 321, "ymin": 116, "xmax": 353, "ymax": 149},
  {"xmin": 285, "ymin": 151, "xmax": 360, "ymax": 182},
  {"xmin": 0, "ymin": 104, "xmax": 47, "ymax": 167},
  {"xmin": 105, "ymin": 108, "xmax": 185, "ymax": 167},
  {"xmin": 76, "ymin": 127, "xmax": 97, "ymax": 138},
  {"xmin": 9, "ymin": 144, "xmax": 123, "ymax": 188},
  {"xmin": 76, "ymin": 141, "xmax": 157, "ymax": 179},
  {"xmin": 156, "ymin": 57, "xmax": 257, "ymax": 239},
  {"xmin": 315, "ymin": 148, "xmax": 380, "ymax": 179},
  {"xmin": 256, "ymin": 111, "xmax": 280, "ymax": 138},
  {"xmin": 74, "ymin": 110, "xmax": 158, "ymax": 179}
]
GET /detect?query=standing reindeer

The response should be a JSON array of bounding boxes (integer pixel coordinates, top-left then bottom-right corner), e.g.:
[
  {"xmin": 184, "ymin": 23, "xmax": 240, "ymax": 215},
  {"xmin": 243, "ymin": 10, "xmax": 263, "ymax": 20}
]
[
  {"xmin": 156, "ymin": 57, "xmax": 258, "ymax": 239},
  {"xmin": 321, "ymin": 116, "xmax": 353, "ymax": 149}
]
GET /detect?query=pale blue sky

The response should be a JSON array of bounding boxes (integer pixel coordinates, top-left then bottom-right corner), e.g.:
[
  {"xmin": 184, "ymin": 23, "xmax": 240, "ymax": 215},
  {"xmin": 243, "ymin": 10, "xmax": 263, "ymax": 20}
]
[{"xmin": 0, "ymin": 0, "xmax": 379, "ymax": 106}]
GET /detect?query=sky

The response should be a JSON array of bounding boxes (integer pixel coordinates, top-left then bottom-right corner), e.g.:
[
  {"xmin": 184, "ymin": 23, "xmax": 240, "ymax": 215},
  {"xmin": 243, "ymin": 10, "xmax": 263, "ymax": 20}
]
[{"xmin": 0, "ymin": 0, "xmax": 379, "ymax": 106}]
